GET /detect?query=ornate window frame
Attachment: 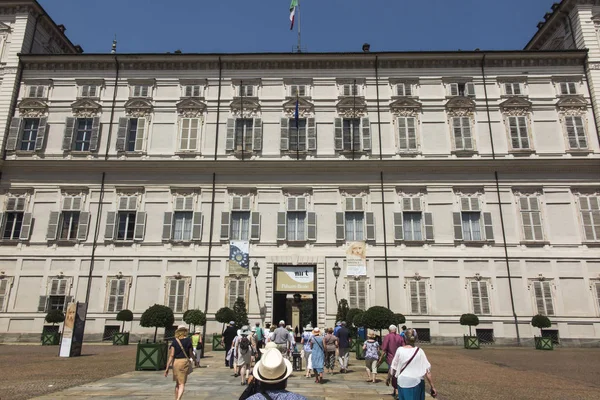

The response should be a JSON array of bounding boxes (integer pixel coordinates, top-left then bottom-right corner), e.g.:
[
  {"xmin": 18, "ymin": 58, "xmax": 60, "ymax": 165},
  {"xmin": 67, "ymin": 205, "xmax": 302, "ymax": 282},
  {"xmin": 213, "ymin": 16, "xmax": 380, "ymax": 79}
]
[
  {"xmin": 175, "ymin": 99, "xmax": 206, "ymax": 154},
  {"xmin": 556, "ymin": 96, "xmax": 592, "ymax": 154},
  {"xmin": 390, "ymin": 97, "xmax": 422, "ymax": 155},
  {"xmin": 465, "ymin": 273, "xmax": 493, "ymax": 316},
  {"xmin": 446, "ymin": 97, "xmax": 477, "ymax": 155},
  {"xmin": 500, "ymin": 97, "xmax": 535, "ymax": 154}
]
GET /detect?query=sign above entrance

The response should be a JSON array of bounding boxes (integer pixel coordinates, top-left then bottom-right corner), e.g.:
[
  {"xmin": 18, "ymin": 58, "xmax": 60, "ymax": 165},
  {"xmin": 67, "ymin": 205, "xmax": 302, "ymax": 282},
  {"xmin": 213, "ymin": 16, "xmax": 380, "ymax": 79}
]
[{"xmin": 275, "ymin": 266, "xmax": 315, "ymax": 292}]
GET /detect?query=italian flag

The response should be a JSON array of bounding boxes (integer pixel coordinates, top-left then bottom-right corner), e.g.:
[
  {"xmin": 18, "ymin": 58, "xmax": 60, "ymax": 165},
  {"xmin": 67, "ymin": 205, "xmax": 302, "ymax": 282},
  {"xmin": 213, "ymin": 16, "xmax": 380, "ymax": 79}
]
[{"xmin": 289, "ymin": 0, "xmax": 298, "ymax": 30}]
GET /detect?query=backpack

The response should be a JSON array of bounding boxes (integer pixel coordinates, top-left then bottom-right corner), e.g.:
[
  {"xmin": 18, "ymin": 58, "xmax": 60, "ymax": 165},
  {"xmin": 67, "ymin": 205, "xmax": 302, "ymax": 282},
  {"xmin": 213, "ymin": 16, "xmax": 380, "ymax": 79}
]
[{"xmin": 240, "ymin": 336, "xmax": 250, "ymax": 351}]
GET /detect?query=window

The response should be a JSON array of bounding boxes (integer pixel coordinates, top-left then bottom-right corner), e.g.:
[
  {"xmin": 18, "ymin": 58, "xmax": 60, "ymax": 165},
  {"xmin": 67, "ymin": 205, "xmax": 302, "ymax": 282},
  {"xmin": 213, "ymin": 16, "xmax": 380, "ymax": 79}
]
[
  {"xmin": 397, "ymin": 117, "xmax": 417, "ymax": 151},
  {"xmin": 449, "ymin": 82, "xmax": 475, "ymax": 97},
  {"xmin": 220, "ymin": 197, "xmax": 260, "ymax": 241},
  {"xmin": 345, "ymin": 212, "xmax": 364, "ymax": 241},
  {"xmin": 173, "ymin": 212, "xmax": 193, "ymax": 241},
  {"xmin": 239, "ymin": 85, "xmax": 254, "ymax": 97},
  {"xmin": 342, "ymin": 119, "xmax": 360, "ymax": 151},
  {"xmin": 337, "ymin": 198, "xmax": 374, "ymax": 241},
  {"xmin": 179, "ymin": 118, "xmax": 200, "ymax": 151},
  {"xmin": 59, "ymin": 212, "xmax": 80, "ymax": 240},
  {"xmin": 452, "ymin": 117, "xmax": 474, "ymax": 151},
  {"xmin": 394, "ymin": 198, "xmax": 434, "ymax": 242},
  {"xmin": 167, "ymin": 278, "xmax": 187, "ymax": 312},
  {"xmin": 565, "ymin": 116, "xmax": 587, "ymax": 150},
  {"xmin": 277, "ymin": 197, "xmax": 316, "ymax": 242},
  {"xmin": 231, "ymin": 211, "xmax": 250, "ymax": 240},
  {"xmin": 409, "ymin": 280, "xmax": 428, "ymax": 314},
  {"xmin": 334, "ymin": 117, "xmax": 371, "ymax": 153},
  {"xmin": 289, "ymin": 118, "xmax": 307, "ymax": 151},
  {"xmin": 74, "ymin": 118, "xmax": 94, "ymax": 151},
  {"xmin": 80, "ymin": 85, "xmax": 98, "ymax": 98},
  {"xmin": 228, "ymin": 279, "xmax": 246, "ymax": 308},
  {"xmin": 290, "ymin": 85, "xmax": 306, "ymax": 97},
  {"xmin": 48, "ymin": 278, "xmax": 69, "ymax": 312},
  {"xmin": 0, "ymin": 278, "xmax": 10, "ymax": 312},
  {"xmin": 183, "ymin": 85, "xmax": 201, "ymax": 97},
  {"xmin": 163, "ymin": 196, "xmax": 201, "ymax": 242},
  {"xmin": 27, "ymin": 85, "xmax": 46, "ymax": 98},
  {"xmin": 2, "ymin": 197, "xmax": 30, "ymax": 241},
  {"xmin": 508, "ymin": 116, "xmax": 530, "ymax": 150},
  {"xmin": 348, "ymin": 279, "xmax": 367, "ymax": 310},
  {"xmin": 559, "ymin": 82, "xmax": 577, "ymax": 95},
  {"xmin": 281, "ymin": 118, "xmax": 316, "ymax": 152},
  {"xmin": 117, "ymin": 212, "xmax": 136, "ymax": 240},
  {"xmin": 579, "ymin": 195, "xmax": 600, "ymax": 242},
  {"xmin": 20, "ymin": 119, "xmax": 39, "ymax": 151},
  {"xmin": 131, "ymin": 85, "xmax": 150, "ymax": 97},
  {"xmin": 504, "ymin": 83, "xmax": 522, "ymax": 96},
  {"xmin": 286, "ymin": 212, "xmax": 306, "ymax": 241},
  {"xmin": 533, "ymin": 280, "xmax": 554, "ymax": 316},
  {"xmin": 126, "ymin": 118, "xmax": 145, "ymax": 152},
  {"xmin": 341, "ymin": 83, "xmax": 359, "ymax": 96},
  {"xmin": 519, "ymin": 196, "xmax": 544, "ymax": 241},
  {"xmin": 454, "ymin": 197, "xmax": 494, "ymax": 242},
  {"xmin": 105, "ymin": 196, "xmax": 146, "ymax": 242},
  {"xmin": 396, "ymin": 83, "xmax": 412, "ymax": 97},
  {"xmin": 226, "ymin": 118, "xmax": 262, "ymax": 153},
  {"xmin": 47, "ymin": 197, "xmax": 89, "ymax": 242},
  {"xmin": 106, "ymin": 279, "xmax": 127, "ymax": 312},
  {"xmin": 593, "ymin": 282, "xmax": 600, "ymax": 312},
  {"xmin": 471, "ymin": 281, "xmax": 491, "ymax": 315}
]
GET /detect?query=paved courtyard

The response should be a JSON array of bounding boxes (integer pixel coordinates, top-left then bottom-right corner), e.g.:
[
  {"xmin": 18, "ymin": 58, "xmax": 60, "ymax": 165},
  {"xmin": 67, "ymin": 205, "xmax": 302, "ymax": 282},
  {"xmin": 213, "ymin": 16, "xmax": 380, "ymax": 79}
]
[{"xmin": 2, "ymin": 344, "xmax": 600, "ymax": 399}]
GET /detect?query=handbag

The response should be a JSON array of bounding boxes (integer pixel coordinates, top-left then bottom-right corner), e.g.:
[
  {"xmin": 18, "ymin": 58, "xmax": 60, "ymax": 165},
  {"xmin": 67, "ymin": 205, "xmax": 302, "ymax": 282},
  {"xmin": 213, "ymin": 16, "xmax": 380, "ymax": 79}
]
[{"xmin": 175, "ymin": 338, "xmax": 194, "ymax": 375}]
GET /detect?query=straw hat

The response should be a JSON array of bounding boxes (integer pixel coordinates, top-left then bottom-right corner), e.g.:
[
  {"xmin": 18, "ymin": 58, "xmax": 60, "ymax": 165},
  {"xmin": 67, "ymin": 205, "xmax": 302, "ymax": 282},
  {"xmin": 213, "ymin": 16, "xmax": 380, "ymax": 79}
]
[
  {"xmin": 253, "ymin": 346, "xmax": 293, "ymax": 384},
  {"xmin": 177, "ymin": 324, "xmax": 187, "ymax": 330},
  {"xmin": 260, "ymin": 341, "xmax": 278, "ymax": 354},
  {"xmin": 312, "ymin": 327, "xmax": 321, "ymax": 336},
  {"xmin": 194, "ymin": 328, "xmax": 201, "ymax": 334},
  {"xmin": 303, "ymin": 324, "xmax": 313, "ymax": 331}
]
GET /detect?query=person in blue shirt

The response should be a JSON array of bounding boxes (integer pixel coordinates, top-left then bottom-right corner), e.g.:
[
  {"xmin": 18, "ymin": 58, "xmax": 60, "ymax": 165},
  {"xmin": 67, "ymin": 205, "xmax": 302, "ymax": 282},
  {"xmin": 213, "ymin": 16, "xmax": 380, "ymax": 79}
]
[{"xmin": 333, "ymin": 321, "xmax": 342, "ymax": 336}]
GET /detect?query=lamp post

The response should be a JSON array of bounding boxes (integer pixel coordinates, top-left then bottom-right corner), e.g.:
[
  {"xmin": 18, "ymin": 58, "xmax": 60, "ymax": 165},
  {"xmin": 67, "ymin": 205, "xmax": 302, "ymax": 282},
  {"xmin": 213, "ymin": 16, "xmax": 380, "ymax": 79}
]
[
  {"xmin": 252, "ymin": 261, "xmax": 262, "ymax": 323},
  {"xmin": 333, "ymin": 261, "xmax": 341, "ymax": 305}
]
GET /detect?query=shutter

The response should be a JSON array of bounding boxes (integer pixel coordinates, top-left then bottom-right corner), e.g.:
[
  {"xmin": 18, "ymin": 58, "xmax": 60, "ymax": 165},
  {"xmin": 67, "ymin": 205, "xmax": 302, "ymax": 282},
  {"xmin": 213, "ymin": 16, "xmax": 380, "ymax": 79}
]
[
  {"xmin": 226, "ymin": 119, "xmax": 235, "ymax": 151},
  {"xmin": 134, "ymin": 118, "xmax": 145, "ymax": 151},
  {"xmin": 36, "ymin": 86, "xmax": 45, "ymax": 98},
  {"xmin": 453, "ymin": 212, "xmax": 463, "ymax": 240},
  {"xmin": 581, "ymin": 208, "xmax": 595, "ymax": 241},
  {"xmin": 398, "ymin": 117, "xmax": 407, "ymax": 150},
  {"xmin": 192, "ymin": 212, "xmax": 202, "ymax": 240},
  {"xmin": 410, "ymin": 281, "xmax": 419, "ymax": 314},
  {"xmin": 575, "ymin": 117, "xmax": 587, "ymax": 148},
  {"xmin": 453, "ymin": 117, "xmax": 463, "ymax": 149},
  {"xmin": 58, "ymin": 279, "xmax": 68, "ymax": 295},
  {"xmin": 307, "ymin": 117, "xmax": 317, "ymax": 150},
  {"xmin": 277, "ymin": 212, "xmax": 287, "ymax": 240},
  {"xmin": 77, "ymin": 212, "xmax": 90, "ymax": 241},
  {"xmin": 38, "ymin": 296, "xmax": 48, "ymax": 312},
  {"xmin": 460, "ymin": 197, "xmax": 470, "ymax": 211},
  {"xmin": 297, "ymin": 197, "xmax": 307, "ymax": 211},
  {"xmin": 220, "ymin": 212, "xmax": 230, "ymax": 240},
  {"xmin": 184, "ymin": 197, "xmax": 194, "ymax": 211},
  {"xmin": 176, "ymin": 280, "xmax": 186, "ymax": 312},
  {"xmin": 424, "ymin": 212, "xmax": 434, "ymax": 241},
  {"xmin": 115, "ymin": 117, "xmax": 128, "ymax": 151},
  {"xmin": 252, "ymin": 118, "xmax": 262, "ymax": 151},
  {"xmin": 19, "ymin": 213, "xmax": 32, "ymax": 240},
  {"xmin": 365, "ymin": 212, "xmax": 375, "ymax": 241},
  {"xmin": 336, "ymin": 212, "xmax": 345, "ymax": 240},
  {"xmin": 450, "ymin": 83, "xmax": 458, "ymax": 96},
  {"xmin": 168, "ymin": 280, "xmax": 177, "ymax": 310},
  {"xmin": 237, "ymin": 280, "xmax": 246, "ymax": 304},
  {"xmin": 462, "ymin": 117, "xmax": 473, "ymax": 149},
  {"xmin": 0, "ymin": 280, "xmax": 6, "ymax": 311},
  {"xmin": 466, "ymin": 82, "xmax": 475, "ymax": 96},
  {"xmin": 162, "ymin": 212, "xmax": 173, "ymax": 240},
  {"xmin": 394, "ymin": 212, "xmax": 404, "ymax": 240},
  {"xmin": 231, "ymin": 196, "xmax": 241, "ymax": 211},
  {"xmin": 6, "ymin": 117, "xmax": 21, "ymax": 151},
  {"xmin": 89, "ymin": 117, "xmax": 100, "ymax": 151},
  {"xmin": 407, "ymin": 117, "xmax": 417, "ymax": 150},
  {"xmin": 34, "ymin": 117, "xmax": 48, "ymax": 150},
  {"xmin": 280, "ymin": 118, "xmax": 289, "ymax": 151},
  {"xmin": 533, "ymin": 282, "xmax": 545, "ymax": 314},
  {"xmin": 62, "ymin": 117, "xmax": 75, "ymax": 151},
  {"xmin": 107, "ymin": 279, "xmax": 118, "ymax": 312},
  {"xmin": 134, "ymin": 211, "xmax": 146, "ymax": 240},
  {"xmin": 117, "ymin": 279, "xmax": 127, "ymax": 311},
  {"xmin": 334, "ymin": 118, "xmax": 343, "ymax": 150},
  {"xmin": 72, "ymin": 197, "xmax": 82, "ymax": 211},
  {"xmin": 542, "ymin": 281, "xmax": 554, "ymax": 316},
  {"xmin": 345, "ymin": 197, "xmax": 354, "ymax": 211},
  {"xmin": 287, "ymin": 197, "xmax": 297, "ymax": 211},
  {"xmin": 355, "ymin": 197, "xmax": 364, "ymax": 211},
  {"xmin": 307, "ymin": 212, "xmax": 317, "ymax": 241},
  {"xmin": 470, "ymin": 197, "xmax": 480, "ymax": 211},
  {"xmin": 228, "ymin": 280, "xmax": 237, "ymax": 308},
  {"xmin": 595, "ymin": 282, "xmax": 600, "ymax": 310},
  {"xmin": 104, "ymin": 211, "xmax": 116, "ymax": 240},
  {"xmin": 348, "ymin": 281, "xmax": 357, "ymax": 309},
  {"xmin": 480, "ymin": 282, "xmax": 490, "ymax": 314},
  {"xmin": 46, "ymin": 211, "xmax": 60, "ymax": 240},
  {"xmin": 118, "ymin": 197, "xmax": 128, "ymax": 211},
  {"xmin": 357, "ymin": 281, "xmax": 367, "ymax": 310},
  {"xmin": 62, "ymin": 197, "xmax": 73, "ymax": 211},
  {"xmin": 128, "ymin": 197, "xmax": 138, "ymax": 210},
  {"xmin": 471, "ymin": 281, "xmax": 482, "ymax": 315},
  {"xmin": 241, "ymin": 197, "xmax": 251, "ymax": 210},
  {"xmin": 250, "ymin": 212, "xmax": 260, "ymax": 240},
  {"xmin": 483, "ymin": 212, "xmax": 494, "ymax": 241},
  {"xmin": 418, "ymin": 281, "xmax": 427, "ymax": 314},
  {"xmin": 174, "ymin": 197, "xmax": 185, "ymax": 211},
  {"xmin": 361, "ymin": 117, "xmax": 371, "ymax": 151}
]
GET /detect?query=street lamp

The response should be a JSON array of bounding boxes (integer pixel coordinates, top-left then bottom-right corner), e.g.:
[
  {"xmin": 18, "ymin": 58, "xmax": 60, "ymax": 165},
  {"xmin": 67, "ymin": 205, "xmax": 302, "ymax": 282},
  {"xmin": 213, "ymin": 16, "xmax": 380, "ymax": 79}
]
[
  {"xmin": 252, "ymin": 261, "xmax": 260, "ymax": 279},
  {"xmin": 252, "ymin": 261, "xmax": 263, "ymax": 324},
  {"xmin": 333, "ymin": 261, "xmax": 341, "ymax": 305}
]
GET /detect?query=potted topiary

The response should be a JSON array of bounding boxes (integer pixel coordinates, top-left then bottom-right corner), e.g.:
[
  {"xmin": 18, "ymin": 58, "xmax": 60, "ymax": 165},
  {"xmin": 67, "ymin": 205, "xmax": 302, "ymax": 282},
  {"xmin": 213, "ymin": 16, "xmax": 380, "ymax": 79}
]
[
  {"xmin": 42, "ymin": 309, "xmax": 64, "ymax": 345},
  {"xmin": 233, "ymin": 297, "xmax": 249, "ymax": 328},
  {"xmin": 357, "ymin": 306, "xmax": 396, "ymax": 359},
  {"xmin": 531, "ymin": 314, "xmax": 553, "ymax": 350},
  {"xmin": 183, "ymin": 309, "xmax": 206, "ymax": 332},
  {"xmin": 460, "ymin": 313, "xmax": 480, "ymax": 349},
  {"xmin": 336, "ymin": 299, "xmax": 350, "ymax": 324},
  {"xmin": 113, "ymin": 309, "xmax": 133, "ymax": 345},
  {"xmin": 213, "ymin": 307, "xmax": 236, "ymax": 351},
  {"xmin": 135, "ymin": 304, "xmax": 174, "ymax": 371}
]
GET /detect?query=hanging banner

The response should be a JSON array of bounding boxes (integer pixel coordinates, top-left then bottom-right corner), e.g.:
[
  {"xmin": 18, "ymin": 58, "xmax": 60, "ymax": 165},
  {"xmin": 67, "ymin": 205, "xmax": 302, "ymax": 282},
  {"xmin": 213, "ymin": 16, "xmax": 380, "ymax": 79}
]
[
  {"xmin": 229, "ymin": 240, "xmax": 249, "ymax": 276},
  {"xmin": 59, "ymin": 302, "xmax": 87, "ymax": 357},
  {"xmin": 275, "ymin": 266, "xmax": 315, "ymax": 292},
  {"xmin": 346, "ymin": 241, "xmax": 367, "ymax": 276}
]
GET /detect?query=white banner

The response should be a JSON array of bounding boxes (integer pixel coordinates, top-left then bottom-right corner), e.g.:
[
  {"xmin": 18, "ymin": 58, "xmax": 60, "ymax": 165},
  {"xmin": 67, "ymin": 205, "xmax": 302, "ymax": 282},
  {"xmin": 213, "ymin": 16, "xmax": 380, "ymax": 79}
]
[{"xmin": 346, "ymin": 241, "xmax": 367, "ymax": 276}]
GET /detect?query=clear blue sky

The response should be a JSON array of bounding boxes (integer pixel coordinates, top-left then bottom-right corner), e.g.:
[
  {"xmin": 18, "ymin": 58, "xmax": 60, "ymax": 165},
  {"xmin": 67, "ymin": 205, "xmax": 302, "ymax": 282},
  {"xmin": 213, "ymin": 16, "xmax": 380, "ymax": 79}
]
[{"xmin": 39, "ymin": 0, "xmax": 556, "ymax": 53}]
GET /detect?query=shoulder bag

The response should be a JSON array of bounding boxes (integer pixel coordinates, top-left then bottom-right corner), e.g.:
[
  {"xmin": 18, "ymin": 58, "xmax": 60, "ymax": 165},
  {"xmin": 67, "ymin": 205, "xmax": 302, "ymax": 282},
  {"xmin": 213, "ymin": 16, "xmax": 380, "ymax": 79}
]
[{"xmin": 175, "ymin": 338, "xmax": 194, "ymax": 375}]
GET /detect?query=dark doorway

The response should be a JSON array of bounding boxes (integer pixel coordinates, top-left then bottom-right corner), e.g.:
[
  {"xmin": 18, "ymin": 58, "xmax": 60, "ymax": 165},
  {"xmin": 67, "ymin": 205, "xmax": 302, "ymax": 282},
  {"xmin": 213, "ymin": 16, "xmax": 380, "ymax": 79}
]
[{"xmin": 272, "ymin": 293, "xmax": 317, "ymax": 336}]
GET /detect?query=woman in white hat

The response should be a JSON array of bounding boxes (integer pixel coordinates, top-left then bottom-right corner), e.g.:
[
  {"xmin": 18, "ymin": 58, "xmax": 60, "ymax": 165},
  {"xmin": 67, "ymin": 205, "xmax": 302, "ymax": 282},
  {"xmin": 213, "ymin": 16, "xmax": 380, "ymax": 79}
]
[
  {"xmin": 236, "ymin": 326, "xmax": 253, "ymax": 385},
  {"xmin": 300, "ymin": 324, "xmax": 313, "ymax": 378},
  {"xmin": 191, "ymin": 328, "xmax": 203, "ymax": 367},
  {"xmin": 309, "ymin": 327, "xmax": 325, "ymax": 384}
]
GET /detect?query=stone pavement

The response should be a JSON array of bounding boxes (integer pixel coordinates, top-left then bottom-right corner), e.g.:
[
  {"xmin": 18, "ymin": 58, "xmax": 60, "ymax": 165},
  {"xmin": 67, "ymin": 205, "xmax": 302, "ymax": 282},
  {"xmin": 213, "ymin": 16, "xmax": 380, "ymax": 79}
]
[{"xmin": 32, "ymin": 351, "xmax": 432, "ymax": 399}]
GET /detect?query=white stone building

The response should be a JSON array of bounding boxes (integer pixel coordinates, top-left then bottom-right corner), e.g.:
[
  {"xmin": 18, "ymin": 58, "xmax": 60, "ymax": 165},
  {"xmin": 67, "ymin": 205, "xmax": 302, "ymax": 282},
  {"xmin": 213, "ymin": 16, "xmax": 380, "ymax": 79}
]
[{"xmin": 0, "ymin": 1, "xmax": 599, "ymax": 345}]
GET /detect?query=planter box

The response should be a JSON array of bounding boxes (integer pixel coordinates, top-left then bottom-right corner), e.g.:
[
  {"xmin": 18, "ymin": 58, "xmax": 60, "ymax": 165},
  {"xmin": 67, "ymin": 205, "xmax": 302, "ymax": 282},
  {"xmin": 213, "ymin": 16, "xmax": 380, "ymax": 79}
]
[
  {"xmin": 353, "ymin": 339, "xmax": 365, "ymax": 360},
  {"xmin": 534, "ymin": 336, "xmax": 553, "ymax": 351},
  {"xmin": 464, "ymin": 335, "xmax": 480, "ymax": 349},
  {"xmin": 41, "ymin": 332, "xmax": 60, "ymax": 346},
  {"xmin": 212, "ymin": 334, "xmax": 225, "ymax": 351},
  {"xmin": 113, "ymin": 332, "xmax": 130, "ymax": 346},
  {"xmin": 377, "ymin": 359, "xmax": 389, "ymax": 373},
  {"xmin": 135, "ymin": 342, "xmax": 168, "ymax": 371}
]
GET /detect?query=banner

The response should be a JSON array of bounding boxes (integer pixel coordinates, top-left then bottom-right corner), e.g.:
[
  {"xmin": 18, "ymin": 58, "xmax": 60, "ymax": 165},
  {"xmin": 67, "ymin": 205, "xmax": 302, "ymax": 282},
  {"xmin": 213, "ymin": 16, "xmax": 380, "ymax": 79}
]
[
  {"xmin": 346, "ymin": 241, "xmax": 367, "ymax": 276},
  {"xmin": 229, "ymin": 240, "xmax": 249, "ymax": 276},
  {"xmin": 59, "ymin": 302, "xmax": 87, "ymax": 357},
  {"xmin": 275, "ymin": 266, "xmax": 315, "ymax": 292}
]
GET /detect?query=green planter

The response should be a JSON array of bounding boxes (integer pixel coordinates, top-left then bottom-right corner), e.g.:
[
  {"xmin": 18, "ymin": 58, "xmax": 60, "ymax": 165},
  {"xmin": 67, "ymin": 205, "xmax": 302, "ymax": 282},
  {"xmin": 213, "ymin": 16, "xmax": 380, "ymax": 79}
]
[
  {"xmin": 113, "ymin": 332, "xmax": 130, "ymax": 346},
  {"xmin": 41, "ymin": 332, "xmax": 60, "ymax": 346},
  {"xmin": 534, "ymin": 336, "xmax": 553, "ymax": 351},
  {"xmin": 135, "ymin": 342, "xmax": 168, "ymax": 371},
  {"xmin": 353, "ymin": 339, "xmax": 365, "ymax": 360},
  {"xmin": 212, "ymin": 334, "xmax": 225, "ymax": 351},
  {"xmin": 377, "ymin": 359, "xmax": 389, "ymax": 373},
  {"xmin": 463, "ymin": 336, "xmax": 480, "ymax": 349}
]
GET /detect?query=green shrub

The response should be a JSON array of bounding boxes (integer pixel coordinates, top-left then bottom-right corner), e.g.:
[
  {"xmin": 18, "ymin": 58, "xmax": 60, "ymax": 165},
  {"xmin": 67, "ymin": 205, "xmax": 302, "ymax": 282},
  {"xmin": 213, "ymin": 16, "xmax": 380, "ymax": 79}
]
[
  {"xmin": 459, "ymin": 313, "xmax": 480, "ymax": 336},
  {"xmin": 531, "ymin": 314, "xmax": 551, "ymax": 335},
  {"xmin": 346, "ymin": 308, "xmax": 364, "ymax": 327},
  {"xmin": 392, "ymin": 313, "xmax": 406, "ymax": 327},
  {"xmin": 215, "ymin": 307, "xmax": 236, "ymax": 331},
  {"xmin": 140, "ymin": 304, "xmax": 174, "ymax": 342},
  {"xmin": 233, "ymin": 297, "xmax": 249, "ymax": 328},
  {"xmin": 183, "ymin": 309, "xmax": 206, "ymax": 330},
  {"xmin": 116, "ymin": 309, "xmax": 134, "ymax": 331},
  {"xmin": 45, "ymin": 309, "xmax": 65, "ymax": 325},
  {"xmin": 362, "ymin": 306, "xmax": 395, "ymax": 336},
  {"xmin": 335, "ymin": 299, "xmax": 349, "ymax": 324}
]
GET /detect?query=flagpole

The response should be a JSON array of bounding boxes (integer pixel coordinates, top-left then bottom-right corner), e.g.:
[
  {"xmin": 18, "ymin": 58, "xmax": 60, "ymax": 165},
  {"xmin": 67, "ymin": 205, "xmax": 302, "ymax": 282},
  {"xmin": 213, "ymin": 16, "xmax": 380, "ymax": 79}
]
[
  {"xmin": 296, "ymin": 94, "xmax": 300, "ymax": 160},
  {"xmin": 240, "ymin": 80, "xmax": 244, "ymax": 162},
  {"xmin": 297, "ymin": 0, "xmax": 301, "ymax": 53}
]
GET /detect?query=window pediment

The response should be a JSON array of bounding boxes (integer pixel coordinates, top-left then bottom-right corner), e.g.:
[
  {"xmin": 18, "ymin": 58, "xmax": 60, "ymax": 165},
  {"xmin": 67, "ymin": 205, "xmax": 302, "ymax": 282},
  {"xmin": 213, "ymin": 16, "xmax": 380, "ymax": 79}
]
[
  {"xmin": 283, "ymin": 97, "xmax": 314, "ymax": 117},
  {"xmin": 230, "ymin": 97, "xmax": 260, "ymax": 117},
  {"xmin": 500, "ymin": 96, "xmax": 532, "ymax": 116},
  {"xmin": 176, "ymin": 98, "xmax": 206, "ymax": 117},
  {"xmin": 390, "ymin": 97, "xmax": 422, "ymax": 116},
  {"xmin": 71, "ymin": 98, "xmax": 101, "ymax": 117},
  {"xmin": 336, "ymin": 96, "xmax": 367, "ymax": 118},
  {"xmin": 17, "ymin": 98, "xmax": 48, "ymax": 117},
  {"xmin": 445, "ymin": 96, "xmax": 475, "ymax": 117},
  {"xmin": 556, "ymin": 95, "xmax": 587, "ymax": 114},
  {"xmin": 124, "ymin": 98, "xmax": 153, "ymax": 117}
]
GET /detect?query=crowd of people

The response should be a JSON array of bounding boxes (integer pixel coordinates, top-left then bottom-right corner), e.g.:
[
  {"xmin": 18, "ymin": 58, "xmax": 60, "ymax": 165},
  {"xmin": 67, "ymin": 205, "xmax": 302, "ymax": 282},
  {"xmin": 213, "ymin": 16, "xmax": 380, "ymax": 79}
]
[{"xmin": 163, "ymin": 321, "xmax": 437, "ymax": 400}]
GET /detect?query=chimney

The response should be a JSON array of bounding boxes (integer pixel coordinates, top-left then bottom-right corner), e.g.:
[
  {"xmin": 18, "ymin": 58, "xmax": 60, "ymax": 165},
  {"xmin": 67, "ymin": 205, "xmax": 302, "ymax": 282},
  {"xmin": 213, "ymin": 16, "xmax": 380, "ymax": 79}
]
[
  {"xmin": 57, "ymin": 24, "xmax": 66, "ymax": 33},
  {"xmin": 362, "ymin": 43, "xmax": 370, "ymax": 52}
]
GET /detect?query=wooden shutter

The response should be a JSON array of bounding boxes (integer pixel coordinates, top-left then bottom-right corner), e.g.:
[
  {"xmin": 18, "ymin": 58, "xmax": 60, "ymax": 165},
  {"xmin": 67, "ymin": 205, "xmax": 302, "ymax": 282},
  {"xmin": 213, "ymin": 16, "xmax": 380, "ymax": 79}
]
[
  {"xmin": 220, "ymin": 212, "xmax": 230, "ymax": 240},
  {"xmin": 361, "ymin": 117, "xmax": 371, "ymax": 151},
  {"xmin": 228, "ymin": 280, "xmax": 237, "ymax": 308},
  {"xmin": 77, "ymin": 212, "xmax": 91, "ymax": 241},
  {"xmin": 168, "ymin": 279, "xmax": 178, "ymax": 310},
  {"xmin": 252, "ymin": 118, "xmax": 262, "ymax": 151},
  {"xmin": 89, "ymin": 117, "xmax": 100, "ymax": 151},
  {"xmin": 280, "ymin": 118, "xmax": 289, "ymax": 151},
  {"xmin": 307, "ymin": 212, "xmax": 317, "ymax": 241},
  {"xmin": 334, "ymin": 118, "xmax": 343, "ymax": 150},
  {"xmin": 134, "ymin": 212, "xmax": 146, "ymax": 240},
  {"xmin": 307, "ymin": 117, "xmax": 317, "ymax": 150},
  {"xmin": 47, "ymin": 211, "xmax": 60, "ymax": 240},
  {"xmin": 175, "ymin": 280, "xmax": 186, "ymax": 312},
  {"xmin": 38, "ymin": 296, "xmax": 48, "ymax": 312},
  {"xmin": 462, "ymin": 117, "xmax": 473, "ymax": 149},
  {"xmin": 453, "ymin": 212, "xmax": 463, "ymax": 240},
  {"xmin": 34, "ymin": 117, "xmax": 48, "ymax": 150},
  {"xmin": 5, "ymin": 117, "xmax": 21, "ymax": 151},
  {"xmin": 483, "ymin": 212, "xmax": 494, "ymax": 241},
  {"xmin": 424, "ymin": 212, "xmax": 434, "ymax": 241},
  {"xmin": 450, "ymin": 83, "xmax": 459, "ymax": 96},
  {"xmin": 19, "ymin": 213, "xmax": 32, "ymax": 240},
  {"xmin": 393, "ymin": 212, "xmax": 403, "ymax": 240},
  {"xmin": 398, "ymin": 117, "xmax": 407, "ymax": 150},
  {"xmin": 466, "ymin": 82, "xmax": 475, "ymax": 97},
  {"xmin": 336, "ymin": 212, "xmax": 345, "ymax": 241},
  {"xmin": 277, "ymin": 212, "xmax": 287, "ymax": 240},
  {"xmin": 116, "ymin": 279, "xmax": 127, "ymax": 311},
  {"xmin": 418, "ymin": 281, "xmax": 427, "ymax": 314},
  {"xmin": 107, "ymin": 279, "xmax": 118, "ymax": 311},
  {"xmin": 134, "ymin": 118, "xmax": 145, "ymax": 151},
  {"xmin": 241, "ymin": 196, "xmax": 251, "ymax": 211},
  {"xmin": 250, "ymin": 212, "xmax": 261, "ymax": 240},
  {"xmin": 225, "ymin": 119, "xmax": 235, "ymax": 151},
  {"xmin": 348, "ymin": 280, "xmax": 357, "ymax": 309},
  {"xmin": 192, "ymin": 212, "xmax": 202, "ymax": 240},
  {"xmin": 542, "ymin": 281, "xmax": 554, "ymax": 316},
  {"xmin": 410, "ymin": 281, "xmax": 419, "ymax": 314},
  {"xmin": 357, "ymin": 280, "xmax": 367, "ymax": 310},
  {"xmin": 573, "ymin": 117, "xmax": 587, "ymax": 149},
  {"xmin": 407, "ymin": 117, "xmax": 417, "ymax": 150},
  {"xmin": 162, "ymin": 212, "xmax": 173, "ymax": 240},
  {"xmin": 0, "ymin": 279, "xmax": 8, "ymax": 311},
  {"xmin": 533, "ymin": 281, "xmax": 545, "ymax": 314},
  {"xmin": 62, "ymin": 117, "xmax": 76, "ymax": 151},
  {"xmin": 115, "ymin": 117, "xmax": 128, "ymax": 151},
  {"xmin": 580, "ymin": 196, "xmax": 600, "ymax": 241},
  {"xmin": 365, "ymin": 212, "xmax": 375, "ymax": 241},
  {"xmin": 480, "ymin": 281, "xmax": 490, "ymax": 314},
  {"xmin": 104, "ymin": 211, "xmax": 116, "ymax": 240},
  {"xmin": 520, "ymin": 197, "xmax": 543, "ymax": 241},
  {"xmin": 471, "ymin": 281, "xmax": 482, "ymax": 315},
  {"xmin": 595, "ymin": 282, "xmax": 600, "ymax": 310}
]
